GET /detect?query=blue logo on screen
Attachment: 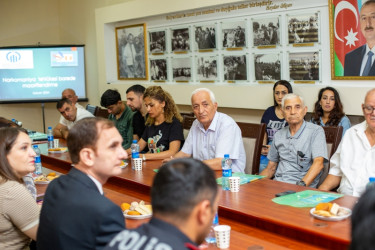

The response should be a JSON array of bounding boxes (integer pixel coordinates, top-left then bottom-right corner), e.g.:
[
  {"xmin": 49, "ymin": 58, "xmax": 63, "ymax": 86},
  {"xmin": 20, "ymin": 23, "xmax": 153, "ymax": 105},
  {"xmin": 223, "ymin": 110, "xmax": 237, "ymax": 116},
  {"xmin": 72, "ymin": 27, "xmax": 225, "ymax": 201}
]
[{"xmin": 6, "ymin": 52, "xmax": 21, "ymax": 63}]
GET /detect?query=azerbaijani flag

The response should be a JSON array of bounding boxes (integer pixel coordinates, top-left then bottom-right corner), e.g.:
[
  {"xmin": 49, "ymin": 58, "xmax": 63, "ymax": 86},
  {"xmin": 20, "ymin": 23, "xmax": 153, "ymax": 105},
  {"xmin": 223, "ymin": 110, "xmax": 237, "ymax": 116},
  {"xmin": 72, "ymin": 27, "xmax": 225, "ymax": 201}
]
[{"xmin": 333, "ymin": 0, "xmax": 366, "ymax": 76}]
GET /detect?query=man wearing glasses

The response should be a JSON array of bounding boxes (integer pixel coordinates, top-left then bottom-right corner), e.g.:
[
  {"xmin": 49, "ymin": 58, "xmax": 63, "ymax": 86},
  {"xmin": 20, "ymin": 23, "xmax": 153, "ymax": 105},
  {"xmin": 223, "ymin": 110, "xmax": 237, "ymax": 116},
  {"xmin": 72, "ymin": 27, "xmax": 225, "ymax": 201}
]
[
  {"xmin": 260, "ymin": 93, "xmax": 328, "ymax": 188},
  {"xmin": 319, "ymin": 89, "xmax": 375, "ymax": 196}
]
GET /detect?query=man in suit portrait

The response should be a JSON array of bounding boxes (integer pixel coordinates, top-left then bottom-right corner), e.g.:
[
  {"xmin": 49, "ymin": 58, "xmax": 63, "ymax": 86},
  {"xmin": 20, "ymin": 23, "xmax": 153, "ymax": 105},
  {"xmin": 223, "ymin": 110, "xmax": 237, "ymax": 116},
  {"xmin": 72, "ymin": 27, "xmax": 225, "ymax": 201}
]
[
  {"xmin": 37, "ymin": 117, "xmax": 127, "ymax": 250},
  {"xmin": 345, "ymin": 0, "xmax": 375, "ymax": 76}
]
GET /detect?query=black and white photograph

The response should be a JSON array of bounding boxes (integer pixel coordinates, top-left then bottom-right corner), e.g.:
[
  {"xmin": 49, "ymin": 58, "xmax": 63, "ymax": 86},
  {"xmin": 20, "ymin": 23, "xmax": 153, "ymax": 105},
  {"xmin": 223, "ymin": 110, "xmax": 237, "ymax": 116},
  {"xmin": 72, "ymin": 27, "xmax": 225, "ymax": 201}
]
[
  {"xmin": 222, "ymin": 21, "xmax": 246, "ymax": 48},
  {"xmin": 149, "ymin": 31, "xmax": 166, "ymax": 53},
  {"xmin": 252, "ymin": 18, "xmax": 280, "ymax": 46},
  {"xmin": 171, "ymin": 28, "xmax": 190, "ymax": 52},
  {"xmin": 172, "ymin": 57, "xmax": 191, "ymax": 81},
  {"xmin": 288, "ymin": 13, "xmax": 319, "ymax": 44},
  {"xmin": 254, "ymin": 54, "xmax": 281, "ymax": 81},
  {"xmin": 150, "ymin": 59, "xmax": 168, "ymax": 81},
  {"xmin": 223, "ymin": 55, "xmax": 247, "ymax": 81},
  {"xmin": 289, "ymin": 52, "xmax": 319, "ymax": 81},
  {"xmin": 116, "ymin": 24, "xmax": 147, "ymax": 80},
  {"xmin": 195, "ymin": 25, "xmax": 216, "ymax": 50},
  {"xmin": 196, "ymin": 56, "xmax": 217, "ymax": 81}
]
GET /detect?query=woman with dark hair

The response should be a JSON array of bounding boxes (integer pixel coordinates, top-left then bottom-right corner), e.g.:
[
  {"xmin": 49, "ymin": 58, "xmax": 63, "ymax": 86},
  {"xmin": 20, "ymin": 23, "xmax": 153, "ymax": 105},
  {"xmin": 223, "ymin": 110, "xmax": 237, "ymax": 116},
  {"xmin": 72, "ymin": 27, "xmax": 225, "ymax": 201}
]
[
  {"xmin": 127, "ymin": 86, "xmax": 184, "ymax": 160},
  {"xmin": 260, "ymin": 80, "xmax": 293, "ymax": 172},
  {"xmin": 0, "ymin": 127, "xmax": 40, "ymax": 249},
  {"xmin": 311, "ymin": 87, "xmax": 351, "ymax": 135}
]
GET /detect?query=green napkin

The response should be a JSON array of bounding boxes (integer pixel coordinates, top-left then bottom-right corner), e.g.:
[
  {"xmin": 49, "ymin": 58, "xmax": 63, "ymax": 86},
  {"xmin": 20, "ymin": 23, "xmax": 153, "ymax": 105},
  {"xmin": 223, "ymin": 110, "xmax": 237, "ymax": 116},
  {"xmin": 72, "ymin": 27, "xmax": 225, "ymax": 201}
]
[
  {"xmin": 272, "ymin": 190, "xmax": 344, "ymax": 208},
  {"xmin": 216, "ymin": 173, "xmax": 265, "ymax": 185},
  {"xmin": 153, "ymin": 169, "xmax": 158, "ymax": 173}
]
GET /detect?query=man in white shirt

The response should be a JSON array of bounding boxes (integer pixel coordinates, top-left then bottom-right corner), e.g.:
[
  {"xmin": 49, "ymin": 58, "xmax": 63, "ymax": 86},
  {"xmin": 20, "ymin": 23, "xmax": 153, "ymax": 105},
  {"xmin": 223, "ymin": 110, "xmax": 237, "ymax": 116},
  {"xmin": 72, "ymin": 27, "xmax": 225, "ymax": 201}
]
[
  {"xmin": 319, "ymin": 89, "xmax": 375, "ymax": 196},
  {"xmin": 53, "ymin": 98, "xmax": 94, "ymax": 139},
  {"xmin": 171, "ymin": 88, "xmax": 246, "ymax": 173}
]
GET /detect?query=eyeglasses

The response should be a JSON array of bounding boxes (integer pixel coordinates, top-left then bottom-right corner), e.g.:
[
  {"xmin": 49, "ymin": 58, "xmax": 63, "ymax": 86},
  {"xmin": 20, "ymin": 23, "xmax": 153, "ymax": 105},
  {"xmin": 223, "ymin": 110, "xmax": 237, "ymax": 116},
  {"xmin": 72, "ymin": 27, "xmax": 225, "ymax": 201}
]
[{"xmin": 363, "ymin": 105, "xmax": 375, "ymax": 114}]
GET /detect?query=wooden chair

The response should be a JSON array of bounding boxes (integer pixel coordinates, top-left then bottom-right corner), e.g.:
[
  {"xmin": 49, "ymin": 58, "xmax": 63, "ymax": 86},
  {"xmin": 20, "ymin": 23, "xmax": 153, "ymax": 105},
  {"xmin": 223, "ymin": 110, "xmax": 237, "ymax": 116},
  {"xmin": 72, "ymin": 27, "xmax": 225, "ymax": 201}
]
[
  {"xmin": 318, "ymin": 126, "xmax": 343, "ymax": 186},
  {"xmin": 182, "ymin": 115, "xmax": 195, "ymax": 139},
  {"xmin": 85, "ymin": 104, "xmax": 98, "ymax": 116},
  {"xmin": 94, "ymin": 107, "xmax": 109, "ymax": 119},
  {"xmin": 236, "ymin": 122, "xmax": 266, "ymax": 175}
]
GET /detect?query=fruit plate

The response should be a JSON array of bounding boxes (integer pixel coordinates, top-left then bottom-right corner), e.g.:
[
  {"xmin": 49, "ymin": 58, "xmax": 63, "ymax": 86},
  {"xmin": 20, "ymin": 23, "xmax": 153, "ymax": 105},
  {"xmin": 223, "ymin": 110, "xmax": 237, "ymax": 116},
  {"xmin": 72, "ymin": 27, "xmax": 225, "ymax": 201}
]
[
  {"xmin": 310, "ymin": 207, "xmax": 352, "ymax": 221},
  {"xmin": 123, "ymin": 213, "xmax": 152, "ymax": 220}
]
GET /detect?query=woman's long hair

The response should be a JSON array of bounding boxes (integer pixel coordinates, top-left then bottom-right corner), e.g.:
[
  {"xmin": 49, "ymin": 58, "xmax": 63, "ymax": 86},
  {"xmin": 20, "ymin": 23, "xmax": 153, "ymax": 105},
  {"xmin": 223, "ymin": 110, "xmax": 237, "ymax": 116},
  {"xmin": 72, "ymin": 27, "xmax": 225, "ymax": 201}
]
[
  {"xmin": 0, "ymin": 127, "xmax": 26, "ymax": 183},
  {"xmin": 144, "ymin": 86, "xmax": 183, "ymax": 126},
  {"xmin": 312, "ymin": 87, "xmax": 345, "ymax": 126}
]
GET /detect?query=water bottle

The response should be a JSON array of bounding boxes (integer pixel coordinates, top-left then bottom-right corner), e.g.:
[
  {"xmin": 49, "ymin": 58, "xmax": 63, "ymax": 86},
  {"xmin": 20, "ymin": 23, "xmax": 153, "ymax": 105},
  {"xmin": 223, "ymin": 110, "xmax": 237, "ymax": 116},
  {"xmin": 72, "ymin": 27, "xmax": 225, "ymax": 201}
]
[
  {"xmin": 33, "ymin": 145, "xmax": 42, "ymax": 175},
  {"xmin": 47, "ymin": 126, "xmax": 54, "ymax": 149},
  {"xmin": 259, "ymin": 155, "xmax": 268, "ymax": 173},
  {"xmin": 366, "ymin": 177, "xmax": 375, "ymax": 190},
  {"xmin": 11, "ymin": 118, "xmax": 22, "ymax": 127},
  {"xmin": 221, "ymin": 154, "xmax": 232, "ymax": 191},
  {"xmin": 131, "ymin": 140, "xmax": 140, "ymax": 170},
  {"xmin": 205, "ymin": 212, "xmax": 219, "ymax": 243}
]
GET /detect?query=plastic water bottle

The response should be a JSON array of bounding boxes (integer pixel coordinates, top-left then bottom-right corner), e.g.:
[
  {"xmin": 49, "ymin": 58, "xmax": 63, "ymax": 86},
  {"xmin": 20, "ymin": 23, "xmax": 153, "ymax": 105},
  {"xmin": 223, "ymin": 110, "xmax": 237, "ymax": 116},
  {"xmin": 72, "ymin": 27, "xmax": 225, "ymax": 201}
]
[
  {"xmin": 131, "ymin": 140, "xmax": 139, "ymax": 170},
  {"xmin": 366, "ymin": 177, "xmax": 375, "ymax": 190},
  {"xmin": 221, "ymin": 154, "xmax": 232, "ymax": 191},
  {"xmin": 259, "ymin": 155, "xmax": 268, "ymax": 173},
  {"xmin": 47, "ymin": 126, "xmax": 54, "ymax": 149},
  {"xmin": 11, "ymin": 118, "xmax": 22, "ymax": 127},
  {"xmin": 33, "ymin": 145, "xmax": 42, "ymax": 175},
  {"xmin": 205, "ymin": 212, "xmax": 219, "ymax": 243}
]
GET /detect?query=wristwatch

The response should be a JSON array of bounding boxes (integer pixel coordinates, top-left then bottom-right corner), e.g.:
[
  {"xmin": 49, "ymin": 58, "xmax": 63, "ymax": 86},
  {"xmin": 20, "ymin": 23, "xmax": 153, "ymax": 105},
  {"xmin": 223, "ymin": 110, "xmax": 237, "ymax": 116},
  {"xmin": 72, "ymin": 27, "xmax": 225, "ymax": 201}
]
[{"xmin": 296, "ymin": 180, "xmax": 306, "ymax": 186}]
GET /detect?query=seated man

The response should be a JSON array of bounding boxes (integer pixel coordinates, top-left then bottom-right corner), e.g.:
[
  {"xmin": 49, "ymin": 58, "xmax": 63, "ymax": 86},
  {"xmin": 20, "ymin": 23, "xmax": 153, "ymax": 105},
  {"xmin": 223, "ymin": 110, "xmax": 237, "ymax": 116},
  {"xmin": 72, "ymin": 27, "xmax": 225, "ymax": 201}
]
[
  {"xmin": 105, "ymin": 158, "xmax": 219, "ymax": 250},
  {"xmin": 172, "ymin": 88, "xmax": 246, "ymax": 173},
  {"xmin": 101, "ymin": 89, "xmax": 134, "ymax": 149},
  {"xmin": 61, "ymin": 88, "xmax": 84, "ymax": 109},
  {"xmin": 53, "ymin": 98, "xmax": 94, "ymax": 139},
  {"xmin": 37, "ymin": 118, "xmax": 127, "ymax": 250},
  {"xmin": 260, "ymin": 93, "xmax": 328, "ymax": 188},
  {"xmin": 126, "ymin": 84, "xmax": 147, "ymax": 141},
  {"xmin": 319, "ymin": 89, "xmax": 375, "ymax": 196}
]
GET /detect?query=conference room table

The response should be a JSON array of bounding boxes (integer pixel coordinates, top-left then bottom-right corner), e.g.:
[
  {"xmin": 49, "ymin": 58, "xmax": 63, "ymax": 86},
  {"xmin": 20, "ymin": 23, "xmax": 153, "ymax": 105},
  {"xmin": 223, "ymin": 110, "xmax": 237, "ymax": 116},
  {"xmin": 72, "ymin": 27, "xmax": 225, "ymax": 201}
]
[{"xmin": 37, "ymin": 140, "xmax": 357, "ymax": 249}]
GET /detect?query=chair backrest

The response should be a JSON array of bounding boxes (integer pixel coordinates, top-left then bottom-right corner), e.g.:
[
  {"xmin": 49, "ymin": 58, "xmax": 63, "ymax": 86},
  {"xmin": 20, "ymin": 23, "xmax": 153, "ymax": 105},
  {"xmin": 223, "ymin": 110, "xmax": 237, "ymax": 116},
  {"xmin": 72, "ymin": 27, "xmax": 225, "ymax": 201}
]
[
  {"xmin": 182, "ymin": 115, "xmax": 195, "ymax": 139},
  {"xmin": 86, "ymin": 104, "xmax": 98, "ymax": 116},
  {"xmin": 95, "ymin": 107, "xmax": 109, "ymax": 119},
  {"xmin": 318, "ymin": 126, "xmax": 343, "ymax": 187},
  {"xmin": 236, "ymin": 122, "xmax": 266, "ymax": 175}
]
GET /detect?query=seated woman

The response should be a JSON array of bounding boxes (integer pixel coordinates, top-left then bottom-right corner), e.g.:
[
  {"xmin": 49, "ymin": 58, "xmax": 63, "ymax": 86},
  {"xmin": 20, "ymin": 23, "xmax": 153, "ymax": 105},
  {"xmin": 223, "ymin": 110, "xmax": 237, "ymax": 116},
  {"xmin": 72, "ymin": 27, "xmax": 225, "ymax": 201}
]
[
  {"xmin": 128, "ymin": 86, "xmax": 184, "ymax": 160},
  {"xmin": 260, "ymin": 80, "xmax": 293, "ymax": 172},
  {"xmin": 0, "ymin": 127, "xmax": 40, "ymax": 249},
  {"xmin": 311, "ymin": 87, "xmax": 351, "ymax": 135}
]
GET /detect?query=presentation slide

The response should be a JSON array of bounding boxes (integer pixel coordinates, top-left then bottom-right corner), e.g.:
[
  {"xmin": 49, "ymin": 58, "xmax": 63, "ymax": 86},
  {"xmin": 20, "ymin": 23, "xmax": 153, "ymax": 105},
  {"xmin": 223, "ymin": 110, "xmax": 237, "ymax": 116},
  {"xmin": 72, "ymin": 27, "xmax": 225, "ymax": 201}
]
[{"xmin": 0, "ymin": 45, "xmax": 86, "ymax": 103}]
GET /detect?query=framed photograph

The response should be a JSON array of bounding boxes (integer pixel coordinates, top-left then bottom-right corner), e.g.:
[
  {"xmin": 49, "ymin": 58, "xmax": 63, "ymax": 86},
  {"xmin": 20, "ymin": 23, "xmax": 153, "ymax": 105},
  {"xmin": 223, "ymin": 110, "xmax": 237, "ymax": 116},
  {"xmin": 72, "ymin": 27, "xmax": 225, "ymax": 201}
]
[
  {"xmin": 289, "ymin": 52, "xmax": 319, "ymax": 81},
  {"xmin": 171, "ymin": 28, "xmax": 190, "ymax": 52},
  {"xmin": 196, "ymin": 56, "xmax": 218, "ymax": 81},
  {"xmin": 150, "ymin": 59, "xmax": 167, "ymax": 81},
  {"xmin": 252, "ymin": 17, "xmax": 280, "ymax": 47},
  {"xmin": 115, "ymin": 23, "xmax": 147, "ymax": 80},
  {"xmin": 223, "ymin": 55, "xmax": 247, "ymax": 81},
  {"xmin": 149, "ymin": 31, "xmax": 166, "ymax": 54},
  {"xmin": 172, "ymin": 57, "xmax": 191, "ymax": 81},
  {"xmin": 194, "ymin": 24, "xmax": 216, "ymax": 50},
  {"xmin": 329, "ymin": 0, "xmax": 374, "ymax": 79},
  {"xmin": 222, "ymin": 21, "xmax": 246, "ymax": 49},
  {"xmin": 254, "ymin": 54, "xmax": 281, "ymax": 81},
  {"xmin": 287, "ymin": 13, "xmax": 319, "ymax": 45}
]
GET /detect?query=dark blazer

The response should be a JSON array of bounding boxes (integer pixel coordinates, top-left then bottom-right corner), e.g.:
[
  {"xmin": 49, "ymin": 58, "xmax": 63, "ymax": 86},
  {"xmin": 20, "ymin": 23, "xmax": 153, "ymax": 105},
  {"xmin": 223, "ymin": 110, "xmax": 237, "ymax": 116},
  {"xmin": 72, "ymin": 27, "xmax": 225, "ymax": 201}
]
[
  {"xmin": 37, "ymin": 167, "xmax": 125, "ymax": 250},
  {"xmin": 344, "ymin": 44, "xmax": 375, "ymax": 76}
]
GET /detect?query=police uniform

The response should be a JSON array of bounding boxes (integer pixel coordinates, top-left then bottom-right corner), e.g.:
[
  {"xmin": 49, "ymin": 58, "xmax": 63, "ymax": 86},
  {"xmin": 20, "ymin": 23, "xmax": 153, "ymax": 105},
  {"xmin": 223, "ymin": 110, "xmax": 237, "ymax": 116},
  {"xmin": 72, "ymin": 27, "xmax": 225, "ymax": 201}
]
[{"xmin": 104, "ymin": 218, "xmax": 199, "ymax": 250}]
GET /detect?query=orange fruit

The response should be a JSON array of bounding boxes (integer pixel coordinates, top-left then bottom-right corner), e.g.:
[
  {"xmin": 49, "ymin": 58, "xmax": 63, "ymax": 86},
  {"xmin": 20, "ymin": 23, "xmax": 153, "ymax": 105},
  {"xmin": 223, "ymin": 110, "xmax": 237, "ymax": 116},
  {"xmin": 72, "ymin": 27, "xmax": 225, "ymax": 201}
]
[
  {"xmin": 315, "ymin": 202, "xmax": 332, "ymax": 211},
  {"xmin": 47, "ymin": 172, "xmax": 56, "ymax": 177},
  {"xmin": 127, "ymin": 210, "xmax": 141, "ymax": 216},
  {"xmin": 121, "ymin": 203, "xmax": 131, "ymax": 211}
]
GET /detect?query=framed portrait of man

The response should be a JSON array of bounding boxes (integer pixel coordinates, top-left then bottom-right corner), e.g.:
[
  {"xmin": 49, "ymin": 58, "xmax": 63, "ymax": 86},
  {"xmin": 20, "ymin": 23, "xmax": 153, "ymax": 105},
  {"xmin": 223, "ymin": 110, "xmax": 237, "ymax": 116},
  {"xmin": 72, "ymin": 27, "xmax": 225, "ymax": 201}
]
[
  {"xmin": 330, "ymin": 0, "xmax": 375, "ymax": 79},
  {"xmin": 115, "ymin": 23, "xmax": 148, "ymax": 80}
]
